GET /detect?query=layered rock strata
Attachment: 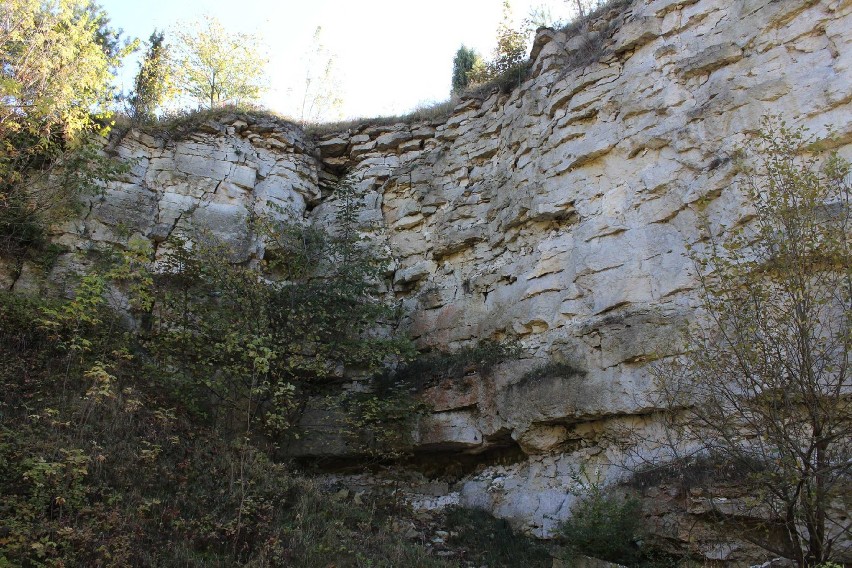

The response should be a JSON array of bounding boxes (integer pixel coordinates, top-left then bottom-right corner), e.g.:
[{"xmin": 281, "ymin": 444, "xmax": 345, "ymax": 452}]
[{"xmin": 3, "ymin": 0, "xmax": 850, "ymax": 562}]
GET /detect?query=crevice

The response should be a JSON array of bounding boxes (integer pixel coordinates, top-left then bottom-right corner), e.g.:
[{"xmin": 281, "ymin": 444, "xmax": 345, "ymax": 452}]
[{"xmin": 6, "ymin": 263, "xmax": 23, "ymax": 292}]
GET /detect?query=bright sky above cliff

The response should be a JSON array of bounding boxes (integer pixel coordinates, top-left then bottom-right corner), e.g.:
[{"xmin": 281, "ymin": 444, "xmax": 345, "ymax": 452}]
[{"xmin": 100, "ymin": 0, "xmax": 579, "ymax": 121}]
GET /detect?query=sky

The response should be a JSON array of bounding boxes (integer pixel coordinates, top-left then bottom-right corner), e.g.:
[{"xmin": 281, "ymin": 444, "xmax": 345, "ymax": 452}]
[{"xmin": 99, "ymin": 0, "xmax": 580, "ymax": 121}]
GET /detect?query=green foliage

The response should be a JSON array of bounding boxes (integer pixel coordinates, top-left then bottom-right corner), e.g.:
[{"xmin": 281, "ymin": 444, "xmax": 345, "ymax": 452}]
[
  {"xmin": 0, "ymin": 134, "xmax": 131, "ymax": 260},
  {"xmin": 0, "ymin": 0, "xmax": 132, "ymax": 259},
  {"xmin": 0, "ymin": 264, "xmax": 546, "ymax": 567},
  {"xmin": 39, "ymin": 272, "xmax": 108, "ymax": 357},
  {"xmin": 0, "ymin": 0, "xmax": 129, "ymax": 141},
  {"xmin": 559, "ymin": 480, "xmax": 644, "ymax": 566},
  {"xmin": 451, "ymin": 45, "xmax": 482, "ymax": 94},
  {"xmin": 462, "ymin": 0, "xmax": 530, "ymax": 93},
  {"xmin": 128, "ymin": 30, "xmax": 173, "ymax": 122},
  {"xmin": 0, "ymin": 286, "xmax": 443, "ymax": 566},
  {"xmin": 139, "ymin": 174, "xmax": 413, "ymax": 439},
  {"xmin": 492, "ymin": 1, "xmax": 528, "ymax": 76},
  {"xmin": 652, "ymin": 119, "xmax": 852, "ymax": 566},
  {"xmin": 263, "ymin": 174, "xmax": 414, "ymax": 380},
  {"xmin": 0, "ymin": 189, "xmax": 434, "ymax": 567},
  {"xmin": 144, "ymin": 233, "xmax": 290, "ymax": 435},
  {"xmin": 172, "ymin": 16, "xmax": 267, "ymax": 108},
  {"xmin": 443, "ymin": 506, "xmax": 553, "ymax": 567},
  {"xmin": 337, "ymin": 378, "xmax": 429, "ymax": 459}
]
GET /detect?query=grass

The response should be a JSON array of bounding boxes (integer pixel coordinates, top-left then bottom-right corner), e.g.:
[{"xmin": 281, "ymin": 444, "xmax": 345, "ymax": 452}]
[
  {"xmin": 111, "ymin": 100, "xmax": 457, "ymax": 142},
  {"xmin": 559, "ymin": 0, "xmax": 636, "ymax": 71},
  {"xmin": 111, "ymin": 104, "xmax": 298, "ymax": 141},
  {"xmin": 304, "ymin": 98, "xmax": 459, "ymax": 137},
  {"xmin": 559, "ymin": 0, "xmax": 635, "ymax": 37}
]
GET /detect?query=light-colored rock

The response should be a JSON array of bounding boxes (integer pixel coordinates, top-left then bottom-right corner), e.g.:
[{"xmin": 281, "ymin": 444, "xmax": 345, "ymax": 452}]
[
  {"xmin": 11, "ymin": 262, "xmax": 43, "ymax": 295},
  {"xmin": 0, "ymin": 257, "xmax": 18, "ymax": 290},
  {"xmin": 515, "ymin": 424, "xmax": 569, "ymax": 454}
]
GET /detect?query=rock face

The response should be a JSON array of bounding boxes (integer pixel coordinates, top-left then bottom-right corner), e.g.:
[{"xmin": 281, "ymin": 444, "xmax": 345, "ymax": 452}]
[
  {"xmin": 3, "ymin": 116, "xmax": 322, "ymax": 295},
  {"xmin": 3, "ymin": 0, "xmax": 850, "ymax": 562}
]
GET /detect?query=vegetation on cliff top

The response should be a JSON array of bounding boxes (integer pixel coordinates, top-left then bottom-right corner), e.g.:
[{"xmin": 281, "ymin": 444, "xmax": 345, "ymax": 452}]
[{"xmin": 0, "ymin": 0, "xmax": 132, "ymax": 260}]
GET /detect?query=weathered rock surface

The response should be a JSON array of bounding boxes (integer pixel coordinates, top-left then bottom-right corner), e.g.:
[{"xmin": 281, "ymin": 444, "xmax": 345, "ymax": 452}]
[
  {"xmin": 3, "ymin": 0, "xmax": 850, "ymax": 562},
  {"xmin": 304, "ymin": 1, "xmax": 851, "ymax": 557}
]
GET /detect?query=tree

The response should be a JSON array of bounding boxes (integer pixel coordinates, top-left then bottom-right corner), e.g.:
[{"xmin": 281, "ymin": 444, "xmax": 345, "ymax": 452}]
[
  {"xmin": 651, "ymin": 121, "xmax": 851, "ymax": 566},
  {"xmin": 128, "ymin": 30, "xmax": 172, "ymax": 122},
  {"xmin": 172, "ymin": 16, "xmax": 267, "ymax": 109},
  {"xmin": 297, "ymin": 26, "xmax": 343, "ymax": 124},
  {"xmin": 0, "ymin": 0, "xmax": 122, "ymax": 140},
  {"xmin": 463, "ymin": 1, "xmax": 529, "ymax": 88},
  {"xmin": 492, "ymin": 0, "xmax": 528, "ymax": 76},
  {"xmin": 0, "ymin": 0, "xmax": 131, "ymax": 257},
  {"xmin": 143, "ymin": 174, "xmax": 412, "ymax": 438},
  {"xmin": 451, "ymin": 45, "xmax": 482, "ymax": 94}
]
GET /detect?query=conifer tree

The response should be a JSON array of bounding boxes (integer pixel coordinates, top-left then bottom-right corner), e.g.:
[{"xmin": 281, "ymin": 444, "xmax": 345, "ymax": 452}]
[
  {"xmin": 128, "ymin": 30, "xmax": 171, "ymax": 122},
  {"xmin": 451, "ymin": 45, "xmax": 481, "ymax": 94}
]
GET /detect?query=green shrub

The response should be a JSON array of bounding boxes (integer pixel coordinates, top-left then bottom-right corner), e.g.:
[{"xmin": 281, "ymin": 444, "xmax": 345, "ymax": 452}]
[
  {"xmin": 443, "ymin": 506, "xmax": 552, "ymax": 567},
  {"xmin": 0, "ymin": 272, "xmax": 437, "ymax": 567},
  {"xmin": 559, "ymin": 486, "xmax": 644, "ymax": 565}
]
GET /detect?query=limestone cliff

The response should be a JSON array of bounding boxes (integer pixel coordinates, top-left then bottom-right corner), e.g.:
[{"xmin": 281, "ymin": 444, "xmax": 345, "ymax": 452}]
[{"xmin": 3, "ymin": 0, "xmax": 850, "ymax": 562}]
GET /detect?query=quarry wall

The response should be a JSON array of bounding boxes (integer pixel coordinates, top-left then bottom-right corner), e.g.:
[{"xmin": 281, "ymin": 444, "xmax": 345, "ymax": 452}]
[{"xmin": 3, "ymin": 0, "xmax": 850, "ymax": 561}]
